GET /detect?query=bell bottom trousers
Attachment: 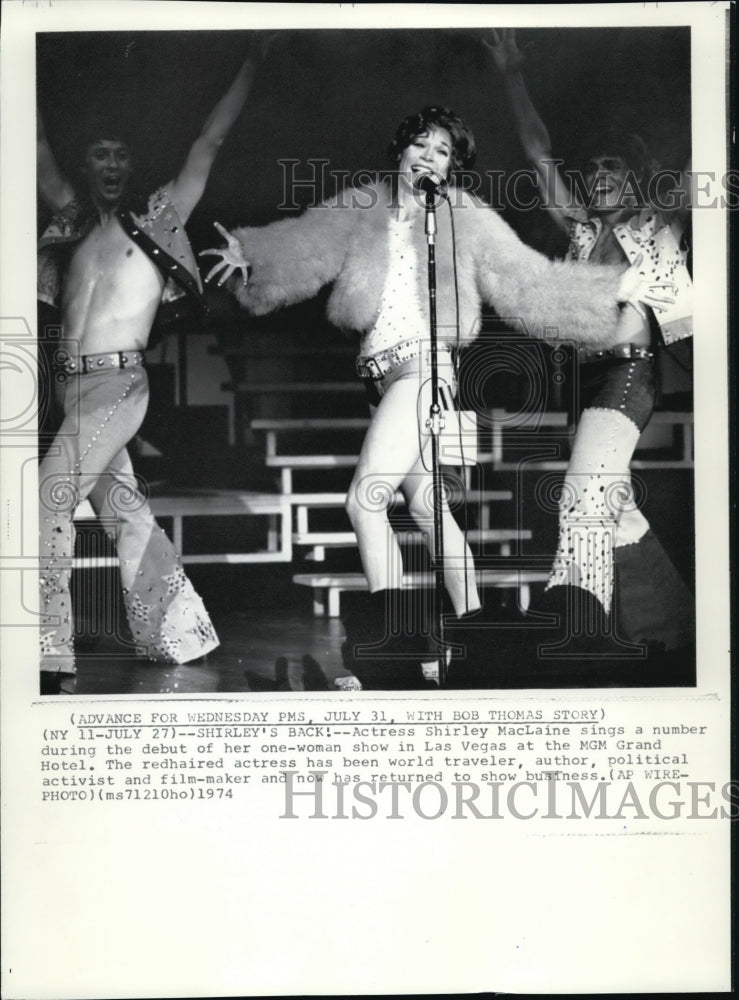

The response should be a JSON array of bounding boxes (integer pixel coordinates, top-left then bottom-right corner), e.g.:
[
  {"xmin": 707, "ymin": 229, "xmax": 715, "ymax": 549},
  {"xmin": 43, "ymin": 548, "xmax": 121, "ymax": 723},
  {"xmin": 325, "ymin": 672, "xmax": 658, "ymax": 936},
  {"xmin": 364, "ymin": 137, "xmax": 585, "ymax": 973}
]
[{"xmin": 38, "ymin": 365, "xmax": 219, "ymax": 672}]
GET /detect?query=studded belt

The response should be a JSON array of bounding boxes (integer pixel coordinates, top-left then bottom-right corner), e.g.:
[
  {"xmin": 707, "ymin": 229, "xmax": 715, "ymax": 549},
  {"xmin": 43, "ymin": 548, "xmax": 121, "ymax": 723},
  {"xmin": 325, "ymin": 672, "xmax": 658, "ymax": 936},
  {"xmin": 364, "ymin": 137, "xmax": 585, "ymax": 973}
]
[
  {"xmin": 580, "ymin": 344, "xmax": 654, "ymax": 365},
  {"xmin": 52, "ymin": 350, "xmax": 146, "ymax": 376},
  {"xmin": 356, "ymin": 338, "xmax": 450, "ymax": 381}
]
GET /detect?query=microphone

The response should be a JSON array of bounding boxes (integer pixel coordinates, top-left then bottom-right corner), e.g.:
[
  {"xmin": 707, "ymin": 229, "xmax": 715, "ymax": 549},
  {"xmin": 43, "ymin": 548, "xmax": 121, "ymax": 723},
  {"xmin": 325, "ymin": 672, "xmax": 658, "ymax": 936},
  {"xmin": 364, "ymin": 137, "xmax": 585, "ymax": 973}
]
[{"xmin": 412, "ymin": 170, "xmax": 448, "ymax": 198}]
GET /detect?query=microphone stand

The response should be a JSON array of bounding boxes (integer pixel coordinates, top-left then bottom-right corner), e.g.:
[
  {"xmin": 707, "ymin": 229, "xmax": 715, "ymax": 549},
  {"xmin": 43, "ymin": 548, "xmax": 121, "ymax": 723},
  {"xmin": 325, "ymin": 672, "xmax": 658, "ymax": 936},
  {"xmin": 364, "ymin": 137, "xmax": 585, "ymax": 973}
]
[{"xmin": 422, "ymin": 185, "xmax": 448, "ymax": 686}]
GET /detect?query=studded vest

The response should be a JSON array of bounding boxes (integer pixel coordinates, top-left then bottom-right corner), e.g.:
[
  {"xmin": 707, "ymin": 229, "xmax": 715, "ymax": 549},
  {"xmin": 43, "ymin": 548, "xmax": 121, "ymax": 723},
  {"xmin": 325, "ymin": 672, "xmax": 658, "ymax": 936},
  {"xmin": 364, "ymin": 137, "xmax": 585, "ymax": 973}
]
[
  {"xmin": 567, "ymin": 210, "xmax": 692, "ymax": 345},
  {"xmin": 37, "ymin": 188, "xmax": 205, "ymax": 341}
]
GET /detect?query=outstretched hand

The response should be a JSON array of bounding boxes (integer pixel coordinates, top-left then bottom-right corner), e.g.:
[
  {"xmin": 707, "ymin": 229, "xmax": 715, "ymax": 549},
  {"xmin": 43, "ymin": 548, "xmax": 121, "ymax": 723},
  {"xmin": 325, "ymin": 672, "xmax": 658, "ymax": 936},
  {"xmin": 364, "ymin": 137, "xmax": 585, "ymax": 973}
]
[
  {"xmin": 482, "ymin": 28, "xmax": 526, "ymax": 75},
  {"xmin": 618, "ymin": 254, "xmax": 676, "ymax": 316},
  {"xmin": 200, "ymin": 222, "xmax": 250, "ymax": 287}
]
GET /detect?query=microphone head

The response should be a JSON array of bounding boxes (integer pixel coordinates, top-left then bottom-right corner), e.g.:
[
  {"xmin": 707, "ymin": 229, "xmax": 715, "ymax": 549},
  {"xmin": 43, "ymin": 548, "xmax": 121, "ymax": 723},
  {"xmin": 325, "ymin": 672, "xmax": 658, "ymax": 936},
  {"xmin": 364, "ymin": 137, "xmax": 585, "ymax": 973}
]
[{"xmin": 412, "ymin": 170, "xmax": 448, "ymax": 198}]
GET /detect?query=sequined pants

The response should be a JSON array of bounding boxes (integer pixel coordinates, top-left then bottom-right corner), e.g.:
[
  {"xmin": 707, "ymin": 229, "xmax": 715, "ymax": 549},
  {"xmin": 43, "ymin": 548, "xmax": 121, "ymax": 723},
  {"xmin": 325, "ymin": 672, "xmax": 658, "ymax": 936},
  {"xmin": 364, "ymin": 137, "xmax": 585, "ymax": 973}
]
[
  {"xmin": 546, "ymin": 356, "xmax": 694, "ymax": 650},
  {"xmin": 39, "ymin": 365, "xmax": 219, "ymax": 672}
]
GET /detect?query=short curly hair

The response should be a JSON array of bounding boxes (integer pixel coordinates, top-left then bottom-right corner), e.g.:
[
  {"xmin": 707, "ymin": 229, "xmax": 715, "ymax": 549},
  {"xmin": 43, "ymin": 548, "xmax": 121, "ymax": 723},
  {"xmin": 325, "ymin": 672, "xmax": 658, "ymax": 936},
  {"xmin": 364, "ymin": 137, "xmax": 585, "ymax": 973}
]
[
  {"xmin": 388, "ymin": 105, "xmax": 476, "ymax": 177},
  {"xmin": 78, "ymin": 116, "xmax": 134, "ymax": 167},
  {"xmin": 578, "ymin": 127, "xmax": 660, "ymax": 188}
]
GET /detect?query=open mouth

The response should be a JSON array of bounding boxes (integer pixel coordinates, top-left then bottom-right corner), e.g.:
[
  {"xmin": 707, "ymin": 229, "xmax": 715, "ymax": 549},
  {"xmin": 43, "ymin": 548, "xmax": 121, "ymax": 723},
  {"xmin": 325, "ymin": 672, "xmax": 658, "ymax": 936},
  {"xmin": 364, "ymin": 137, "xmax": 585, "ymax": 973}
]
[{"xmin": 412, "ymin": 166, "xmax": 443, "ymax": 183}]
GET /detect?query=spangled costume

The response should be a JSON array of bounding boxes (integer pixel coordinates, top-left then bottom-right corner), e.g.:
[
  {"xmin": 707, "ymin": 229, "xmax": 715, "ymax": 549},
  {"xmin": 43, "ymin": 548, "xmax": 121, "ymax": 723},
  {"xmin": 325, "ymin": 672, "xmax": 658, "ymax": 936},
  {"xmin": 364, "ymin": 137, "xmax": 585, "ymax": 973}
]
[
  {"xmin": 544, "ymin": 207, "xmax": 695, "ymax": 652},
  {"xmin": 228, "ymin": 182, "xmax": 695, "ymax": 665},
  {"xmin": 37, "ymin": 189, "xmax": 219, "ymax": 673},
  {"xmin": 228, "ymin": 180, "xmax": 640, "ymax": 411},
  {"xmin": 228, "ymin": 182, "xmax": 630, "ymax": 346}
]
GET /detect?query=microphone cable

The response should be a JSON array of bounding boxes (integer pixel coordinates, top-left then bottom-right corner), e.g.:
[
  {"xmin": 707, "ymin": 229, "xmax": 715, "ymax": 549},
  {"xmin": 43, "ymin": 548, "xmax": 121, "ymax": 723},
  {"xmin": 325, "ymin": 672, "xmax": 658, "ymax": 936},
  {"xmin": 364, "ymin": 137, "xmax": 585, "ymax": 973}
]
[
  {"xmin": 448, "ymin": 191, "xmax": 473, "ymax": 616},
  {"xmin": 414, "ymin": 187, "xmax": 473, "ymax": 615}
]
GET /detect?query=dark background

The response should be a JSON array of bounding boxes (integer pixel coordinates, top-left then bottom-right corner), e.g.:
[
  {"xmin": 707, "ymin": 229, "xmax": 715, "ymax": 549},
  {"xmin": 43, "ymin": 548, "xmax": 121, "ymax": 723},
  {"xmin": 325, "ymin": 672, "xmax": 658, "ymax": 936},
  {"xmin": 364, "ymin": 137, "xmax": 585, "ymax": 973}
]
[
  {"xmin": 36, "ymin": 26, "xmax": 696, "ymax": 616},
  {"xmin": 36, "ymin": 26, "xmax": 692, "ymax": 245}
]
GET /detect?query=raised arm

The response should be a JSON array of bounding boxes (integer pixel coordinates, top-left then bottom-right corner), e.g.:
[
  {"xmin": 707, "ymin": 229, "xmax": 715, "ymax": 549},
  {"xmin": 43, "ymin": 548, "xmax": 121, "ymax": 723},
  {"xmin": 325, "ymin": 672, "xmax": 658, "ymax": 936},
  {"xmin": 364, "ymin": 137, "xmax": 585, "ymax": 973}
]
[
  {"xmin": 482, "ymin": 29, "xmax": 575, "ymax": 231},
  {"xmin": 37, "ymin": 108, "xmax": 76, "ymax": 212},
  {"xmin": 168, "ymin": 34, "xmax": 276, "ymax": 222}
]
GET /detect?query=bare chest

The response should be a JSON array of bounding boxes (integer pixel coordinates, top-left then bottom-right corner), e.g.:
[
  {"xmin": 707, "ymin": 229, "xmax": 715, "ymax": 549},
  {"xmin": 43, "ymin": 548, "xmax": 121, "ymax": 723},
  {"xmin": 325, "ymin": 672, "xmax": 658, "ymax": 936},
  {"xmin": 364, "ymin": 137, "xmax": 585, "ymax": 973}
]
[{"xmin": 66, "ymin": 217, "xmax": 164, "ymax": 299}]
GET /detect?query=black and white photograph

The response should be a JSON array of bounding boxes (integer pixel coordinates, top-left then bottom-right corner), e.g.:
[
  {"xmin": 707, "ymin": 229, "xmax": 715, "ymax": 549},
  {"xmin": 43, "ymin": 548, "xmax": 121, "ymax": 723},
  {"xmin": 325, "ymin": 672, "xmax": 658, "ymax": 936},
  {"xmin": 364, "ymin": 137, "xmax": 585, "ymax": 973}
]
[
  {"xmin": 0, "ymin": 2, "xmax": 732, "ymax": 997},
  {"xmin": 33, "ymin": 19, "xmax": 698, "ymax": 696}
]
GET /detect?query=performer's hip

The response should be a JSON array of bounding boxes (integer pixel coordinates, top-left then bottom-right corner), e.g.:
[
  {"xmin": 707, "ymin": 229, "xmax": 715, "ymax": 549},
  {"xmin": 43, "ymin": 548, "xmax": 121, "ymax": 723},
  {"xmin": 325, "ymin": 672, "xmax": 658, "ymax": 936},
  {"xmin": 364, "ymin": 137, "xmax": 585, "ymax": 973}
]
[
  {"xmin": 356, "ymin": 339, "xmax": 454, "ymax": 407},
  {"xmin": 577, "ymin": 345, "xmax": 657, "ymax": 431},
  {"xmin": 51, "ymin": 348, "xmax": 146, "ymax": 378}
]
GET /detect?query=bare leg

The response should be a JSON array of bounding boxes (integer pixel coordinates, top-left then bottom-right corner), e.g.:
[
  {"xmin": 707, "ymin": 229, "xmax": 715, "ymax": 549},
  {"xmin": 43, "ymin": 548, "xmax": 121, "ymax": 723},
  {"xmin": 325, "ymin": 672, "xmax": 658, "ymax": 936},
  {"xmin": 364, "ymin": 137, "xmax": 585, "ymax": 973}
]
[
  {"xmin": 402, "ymin": 453, "xmax": 481, "ymax": 617},
  {"xmin": 346, "ymin": 379, "xmax": 416, "ymax": 593},
  {"xmin": 346, "ymin": 370, "xmax": 480, "ymax": 616}
]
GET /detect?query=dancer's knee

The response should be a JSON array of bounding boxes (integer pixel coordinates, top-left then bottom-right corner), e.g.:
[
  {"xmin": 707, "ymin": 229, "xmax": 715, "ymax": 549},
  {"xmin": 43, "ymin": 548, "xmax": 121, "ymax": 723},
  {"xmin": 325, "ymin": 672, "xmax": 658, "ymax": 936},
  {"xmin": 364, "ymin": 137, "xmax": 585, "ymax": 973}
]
[
  {"xmin": 106, "ymin": 484, "xmax": 153, "ymax": 526},
  {"xmin": 404, "ymin": 478, "xmax": 436, "ymax": 529},
  {"xmin": 39, "ymin": 472, "xmax": 80, "ymax": 522},
  {"xmin": 345, "ymin": 477, "xmax": 394, "ymax": 529}
]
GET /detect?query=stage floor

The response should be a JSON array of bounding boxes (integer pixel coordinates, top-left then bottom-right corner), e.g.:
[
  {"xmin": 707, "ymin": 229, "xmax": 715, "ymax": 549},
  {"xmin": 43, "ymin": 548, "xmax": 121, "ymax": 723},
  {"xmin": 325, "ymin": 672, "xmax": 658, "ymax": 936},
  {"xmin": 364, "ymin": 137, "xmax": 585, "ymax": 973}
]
[
  {"xmin": 42, "ymin": 606, "xmax": 695, "ymax": 696},
  {"xmin": 47, "ymin": 609, "xmax": 349, "ymax": 696}
]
